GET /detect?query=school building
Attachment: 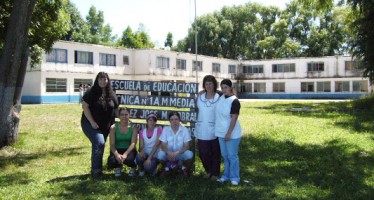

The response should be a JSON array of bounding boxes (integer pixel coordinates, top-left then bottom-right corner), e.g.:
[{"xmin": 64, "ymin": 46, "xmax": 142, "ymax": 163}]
[{"xmin": 21, "ymin": 41, "xmax": 371, "ymax": 103}]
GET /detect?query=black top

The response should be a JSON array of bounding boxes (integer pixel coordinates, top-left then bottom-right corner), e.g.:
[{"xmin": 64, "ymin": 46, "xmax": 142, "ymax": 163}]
[
  {"xmin": 224, "ymin": 95, "xmax": 241, "ymax": 114},
  {"xmin": 81, "ymin": 88, "xmax": 119, "ymax": 134}
]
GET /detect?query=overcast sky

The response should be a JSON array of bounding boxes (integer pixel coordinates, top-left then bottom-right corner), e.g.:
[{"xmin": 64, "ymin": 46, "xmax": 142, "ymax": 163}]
[{"xmin": 70, "ymin": 0, "xmax": 291, "ymax": 47}]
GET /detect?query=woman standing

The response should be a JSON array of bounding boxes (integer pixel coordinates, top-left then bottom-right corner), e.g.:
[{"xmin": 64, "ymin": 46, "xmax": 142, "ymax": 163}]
[
  {"xmin": 81, "ymin": 72, "xmax": 119, "ymax": 177},
  {"xmin": 195, "ymin": 75, "xmax": 221, "ymax": 180},
  {"xmin": 215, "ymin": 79, "xmax": 242, "ymax": 186},
  {"xmin": 136, "ymin": 113, "xmax": 162, "ymax": 176},
  {"xmin": 107, "ymin": 107, "xmax": 138, "ymax": 177}
]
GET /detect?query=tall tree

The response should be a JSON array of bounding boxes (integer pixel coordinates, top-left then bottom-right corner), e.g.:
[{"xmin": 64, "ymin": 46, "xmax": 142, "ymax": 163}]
[
  {"xmin": 164, "ymin": 32, "xmax": 173, "ymax": 48},
  {"xmin": 0, "ymin": 0, "xmax": 69, "ymax": 147}
]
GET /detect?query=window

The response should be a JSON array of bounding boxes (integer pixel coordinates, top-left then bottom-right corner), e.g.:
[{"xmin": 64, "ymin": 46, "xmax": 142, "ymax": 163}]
[
  {"xmin": 74, "ymin": 79, "xmax": 93, "ymax": 92},
  {"xmin": 193, "ymin": 60, "xmax": 203, "ymax": 71},
  {"xmin": 317, "ymin": 82, "xmax": 331, "ymax": 92},
  {"xmin": 212, "ymin": 63, "xmax": 221, "ymax": 73},
  {"xmin": 335, "ymin": 81, "xmax": 349, "ymax": 92},
  {"xmin": 75, "ymin": 51, "xmax": 93, "ymax": 64},
  {"xmin": 353, "ymin": 81, "xmax": 368, "ymax": 92},
  {"xmin": 240, "ymin": 83, "xmax": 252, "ymax": 93},
  {"xmin": 176, "ymin": 59, "xmax": 186, "ymax": 70},
  {"xmin": 242, "ymin": 65, "xmax": 264, "ymax": 74},
  {"xmin": 46, "ymin": 78, "xmax": 67, "ymax": 92},
  {"xmin": 99, "ymin": 53, "xmax": 116, "ymax": 66},
  {"xmin": 157, "ymin": 56, "xmax": 169, "ymax": 69},
  {"xmin": 272, "ymin": 63, "xmax": 295, "ymax": 73},
  {"xmin": 254, "ymin": 83, "xmax": 266, "ymax": 93},
  {"xmin": 345, "ymin": 61, "xmax": 359, "ymax": 71},
  {"xmin": 301, "ymin": 82, "xmax": 314, "ymax": 92},
  {"xmin": 46, "ymin": 48, "xmax": 67, "ymax": 63},
  {"xmin": 307, "ymin": 62, "xmax": 324, "ymax": 72},
  {"xmin": 123, "ymin": 56, "xmax": 129, "ymax": 65},
  {"xmin": 273, "ymin": 82, "xmax": 285, "ymax": 92},
  {"xmin": 229, "ymin": 65, "xmax": 236, "ymax": 73}
]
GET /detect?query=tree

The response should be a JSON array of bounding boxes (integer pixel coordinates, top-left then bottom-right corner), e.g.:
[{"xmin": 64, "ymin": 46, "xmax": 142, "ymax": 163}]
[
  {"xmin": 164, "ymin": 32, "xmax": 173, "ymax": 48},
  {"xmin": 0, "ymin": 0, "xmax": 69, "ymax": 147},
  {"xmin": 119, "ymin": 24, "xmax": 154, "ymax": 49}
]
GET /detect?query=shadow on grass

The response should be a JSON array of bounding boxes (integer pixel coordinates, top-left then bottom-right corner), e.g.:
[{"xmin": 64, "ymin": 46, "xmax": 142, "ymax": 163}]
[
  {"xmin": 42, "ymin": 135, "xmax": 373, "ymax": 200},
  {"xmin": 255, "ymin": 101, "xmax": 374, "ymax": 133}
]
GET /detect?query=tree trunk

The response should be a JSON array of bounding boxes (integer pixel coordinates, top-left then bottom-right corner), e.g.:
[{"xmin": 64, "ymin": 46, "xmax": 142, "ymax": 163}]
[{"xmin": 0, "ymin": 0, "xmax": 35, "ymax": 148}]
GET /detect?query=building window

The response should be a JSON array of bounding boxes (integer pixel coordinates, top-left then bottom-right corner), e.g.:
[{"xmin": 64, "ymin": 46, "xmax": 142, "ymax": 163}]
[
  {"xmin": 157, "ymin": 56, "xmax": 169, "ymax": 69},
  {"xmin": 301, "ymin": 82, "xmax": 314, "ymax": 92},
  {"xmin": 353, "ymin": 81, "xmax": 368, "ymax": 92},
  {"xmin": 345, "ymin": 60, "xmax": 359, "ymax": 71},
  {"xmin": 176, "ymin": 59, "xmax": 186, "ymax": 70},
  {"xmin": 307, "ymin": 62, "xmax": 324, "ymax": 72},
  {"xmin": 254, "ymin": 83, "xmax": 266, "ymax": 93},
  {"xmin": 193, "ymin": 60, "xmax": 203, "ymax": 71},
  {"xmin": 75, "ymin": 51, "xmax": 93, "ymax": 64},
  {"xmin": 240, "ymin": 83, "xmax": 252, "ymax": 93},
  {"xmin": 74, "ymin": 79, "xmax": 93, "ymax": 92},
  {"xmin": 212, "ymin": 63, "xmax": 221, "ymax": 73},
  {"xmin": 99, "ymin": 53, "xmax": 116, "ymax": 66},
  {"xmin": 335, "ymin": 81, "xmax": 350, "ymax": 92},
  {"xmin": 317, "ymin": 82, "xmax": 331, "ymax": 92},
  {"xmin": 272, "ymin": 63, "xmax": 296, "ymax": 73},
  {"xmin": 123, "ymin": 56, "xmax": 129, "ymax": 65},
  {"xmin": 46, "ymin": 48, "xmax": 67, "ymax": 63},
  {"xmin": 242, "ymin": 65, "xmax": 264, "ymax": 74},
  {"xmin": 273, "ymin": 82, "xmax": 285, "ymax": 92},
  {"xmin": 229, "ymin": 65, "xmax": 236, "ymax": 73},
  {"xmin": 46, "ymin": 78, "xmax": 67, "ymax": 92}
]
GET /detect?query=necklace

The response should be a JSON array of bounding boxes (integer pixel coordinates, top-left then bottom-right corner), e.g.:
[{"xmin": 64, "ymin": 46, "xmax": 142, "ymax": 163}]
[{"xmin": 199, "ymin": 93, "xmax": 219, "ymax": 107}]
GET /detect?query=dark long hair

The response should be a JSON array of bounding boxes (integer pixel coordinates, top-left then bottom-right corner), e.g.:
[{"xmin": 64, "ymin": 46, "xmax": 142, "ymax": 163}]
[{"xmin": 91, "ymin": 72, "xmax": 114, "ymax": 101}]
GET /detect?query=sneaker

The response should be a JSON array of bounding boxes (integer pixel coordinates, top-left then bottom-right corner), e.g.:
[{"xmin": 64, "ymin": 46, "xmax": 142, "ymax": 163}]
[
  {"xmin": 128, "ymin": 168, "xmax": 136, "ymax": 177},
  {"xmin": 114, "ymin": 168, "xmax": 122, "ymax": 177},
  {"xmin": 231, "ymin": 181, "xmax": 239, "ymax": 186},
  {"xmin": 217, "ymin": 177, "xmax": 227, "ymax": 183},
  {"xmin": 138, "ymin": 171, "xmax": 145, "ymax": 177},
  {"xmin": 210, "ymin": 175, "xmax": 217, "ymax": 181},
  {"xmin": 182, "ymin": 168, "xmax": 190, "ymax": 177},
  {"xmin": 161, "ymin": 167, "xmax": 170, "ymax": 176}
]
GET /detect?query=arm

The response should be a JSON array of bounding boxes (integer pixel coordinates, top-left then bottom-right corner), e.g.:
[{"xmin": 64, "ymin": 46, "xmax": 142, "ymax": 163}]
[
  {"xmin": 82, "ymin": 101, "xmax": 99, "ymax": 129},
  {"xmin": 225, "ymin": 113, "xmax": 239, "ymax": 141},
  {"xmin": 138, "ymin": 130, "xmax": 145, "ymax": 158},
  {"xmin": 109, "ymin": 125, "xmax": 123, "ymax": 164}
]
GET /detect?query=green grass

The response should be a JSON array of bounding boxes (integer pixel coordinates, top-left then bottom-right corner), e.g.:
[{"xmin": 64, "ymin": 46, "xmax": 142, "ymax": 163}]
[{"xmin": 0, "ymin": 100, "xmax": 373, "ymax": 200}]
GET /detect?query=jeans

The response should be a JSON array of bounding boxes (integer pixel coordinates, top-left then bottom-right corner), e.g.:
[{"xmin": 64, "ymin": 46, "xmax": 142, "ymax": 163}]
[
  {"xmin": 136, "ymin": 153, "xmax": 159, "ymax": 174},
  {"xmin": 197, "ymin": 138, "xmax": 221, "ymax": 177},
  {"xmin": 218, "ymin": 137, "xmax": 241, "ymax": 183},
  {"xmin": 81, "ymin": 119, "xmax": 108, "ymax": 174}
]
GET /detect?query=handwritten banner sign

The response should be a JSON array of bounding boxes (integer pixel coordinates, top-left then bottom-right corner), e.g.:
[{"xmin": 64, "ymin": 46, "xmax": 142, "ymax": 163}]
[
  {"xmin": 111, "ymin": 80, "xmax": 198, "ymax": 94},
  {"xmin": 132, "ymin": 123, "xmax": 195, "ymax": 134},
  {"xmin": 117, "ymin": 94, "xmax": 196, "ymax": 108},
  {"xmin": 128, "ymin": 108, "xmax": 197, "ymax": 122}
]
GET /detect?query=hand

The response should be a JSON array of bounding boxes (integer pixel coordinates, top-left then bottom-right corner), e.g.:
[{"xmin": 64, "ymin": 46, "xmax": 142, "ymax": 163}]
[
  {"xmin": 144, "ymin": 158, "xmax": 151, "ymax": 168},
  {"xmin": 139, "ymin": 151, "xmax": 145, "ymax": 158},
  {"xmin": 224, "ymin": 133, "xmax": 231, "ymax": 141},
  {"xmin": 90, "ymin": 121, "xmax": 99, "ymax": 129},
  {"xmin": 115, "ymin": 154, "xmax": 123, "ymax": 164},
  {"xmin": 167, "ymin": 151, "xmax": 177, "ymax": 161}
]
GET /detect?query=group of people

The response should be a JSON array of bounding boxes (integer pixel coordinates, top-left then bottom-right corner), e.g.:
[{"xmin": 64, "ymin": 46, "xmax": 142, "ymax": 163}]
[{"xmin": 80, "ymin": 72, "xmax": 242, "ymax": 186}]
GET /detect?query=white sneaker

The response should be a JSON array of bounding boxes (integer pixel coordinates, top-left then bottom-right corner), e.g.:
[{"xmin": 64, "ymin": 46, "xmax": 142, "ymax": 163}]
[
  {"xmin": 114, "ymin": 168, "xmax": 122, "ymax": 177},
  {"xmin": 231, "ymin": 181, "xmax": 239, "ymax": 186},
  {"xmin": 138, "ymin": 171, "xmax": 145, "ymax": 177},
  {"xmin": 128, "ymin": 168, "xmax": 136, "ymax": 177},
  {"xmin": 217, "ymin": 177, "xmax": 227, "ymax": 183}
]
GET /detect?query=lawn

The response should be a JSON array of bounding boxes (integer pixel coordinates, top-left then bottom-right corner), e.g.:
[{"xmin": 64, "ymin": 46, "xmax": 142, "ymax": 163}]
[{"xmin": 0, "ymin": 100, "xmax": 373, "ymax": 200}]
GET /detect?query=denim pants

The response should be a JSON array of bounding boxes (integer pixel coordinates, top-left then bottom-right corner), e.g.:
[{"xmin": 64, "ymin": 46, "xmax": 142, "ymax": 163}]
[
  {"xmin": 197, "ymin": 138, "xmax": 221, "ymax": 177},
  {"xmin": 218, "ymin": 137, "xmax": 241, "ymax": 183},
  {"xmin": 81, "ymin": 119, "xmax": 108, "ymax": 174},
  {"xmin": 136, "ymin": 153, "xmax": 159, "ymax": 174},
  {"xmin": 157, "ymin": 150, "xmax": 193, "ymax": 161}
]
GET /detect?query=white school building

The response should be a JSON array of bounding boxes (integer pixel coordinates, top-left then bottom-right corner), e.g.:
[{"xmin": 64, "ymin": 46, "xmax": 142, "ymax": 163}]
[{"xmin": 21, "ymin": 41, "xmax": 371, "ymax": 103}]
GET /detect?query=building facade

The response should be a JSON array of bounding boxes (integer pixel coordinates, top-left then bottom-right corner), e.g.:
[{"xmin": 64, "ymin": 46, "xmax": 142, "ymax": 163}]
[{"xmin": 21, "ymin": 41, "xmax": 371, "ymax": 103}]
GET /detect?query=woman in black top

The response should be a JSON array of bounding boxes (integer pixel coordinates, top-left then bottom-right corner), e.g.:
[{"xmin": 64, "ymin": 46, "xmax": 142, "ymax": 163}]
[{"xmin": 81, "ymin": 72, "xmax": 119, "ymax": 177}]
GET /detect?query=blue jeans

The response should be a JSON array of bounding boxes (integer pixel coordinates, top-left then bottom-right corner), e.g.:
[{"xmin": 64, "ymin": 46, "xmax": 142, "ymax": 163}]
[
  {"xmin": 157, "ymin": 150, "xmax": 193, "ymax": 161},
  {"xmin": 218, "ymin": 137, "xmax": 241, "ymax": 183},
  {"xmin": 136, "ymin": 153, "xmax": 159, "ymax": 174},
  {"xmin": 81, "ymin": 119, "xmax": 107, "ymax": 174}
]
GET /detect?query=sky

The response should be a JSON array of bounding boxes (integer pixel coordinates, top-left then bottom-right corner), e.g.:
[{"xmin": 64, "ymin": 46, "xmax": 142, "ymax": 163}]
[{"xmin": 70, "ymin": 0, "xmax": 291, "ymax": 48}]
